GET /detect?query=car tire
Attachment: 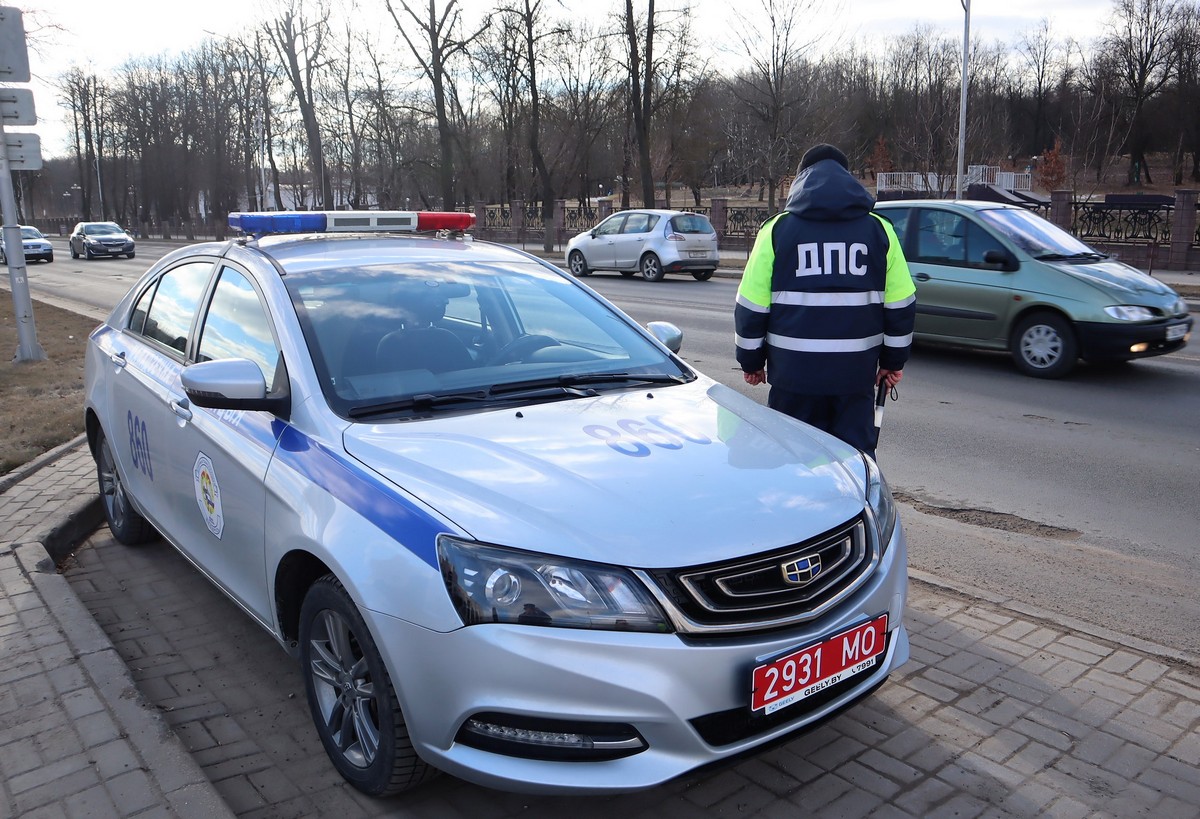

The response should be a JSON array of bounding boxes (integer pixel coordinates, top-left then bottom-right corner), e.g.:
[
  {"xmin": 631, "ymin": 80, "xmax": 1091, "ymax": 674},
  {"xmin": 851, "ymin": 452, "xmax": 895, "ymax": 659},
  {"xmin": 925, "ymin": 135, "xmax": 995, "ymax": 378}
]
[
  {"xmin": 71, "ymin": 244, "xmax": 79, "ymax": 259},
  {"xmin": 640, "ymin": 253, "xmax": 665, "ymax": 282},
  {"xmin": 84, "ymin": 246, "xmax": 95, "ymax": 260},
  {"xmin": 299, "ymin": 575, "xmax": 436, "ymax": 796},
  {"xmin": 46, "ymin": 253, "xmax": 54, "ymax": 263},
  {"xmin": 95, "ymin": 428, "xmax": 158, "ymax": 545},
  {"xmin": 127, "ymin": 251, "xmax": 136, "ymax": 259},
  {"xmin": 1011, "ymin": 312, "xmax": 1078, "ymax": 378},
  {"xmin": 692, "ymin": 269, "xmax": 715, "ymax": 281},
  {"xmin": 567, "ymin": 250, "xmax": 590, "ymax": 276}
]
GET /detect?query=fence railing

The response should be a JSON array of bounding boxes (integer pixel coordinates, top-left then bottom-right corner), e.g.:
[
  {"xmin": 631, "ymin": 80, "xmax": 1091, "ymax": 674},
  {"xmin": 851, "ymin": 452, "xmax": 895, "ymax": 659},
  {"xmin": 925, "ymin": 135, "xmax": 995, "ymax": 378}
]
[
  {"xmin": 1071, "ymin": 202, "xmax": 1174, "ymax": 245},
  {"xmin": 878, "ymin": 167, "xmax": 1033, "ymax": 194}
]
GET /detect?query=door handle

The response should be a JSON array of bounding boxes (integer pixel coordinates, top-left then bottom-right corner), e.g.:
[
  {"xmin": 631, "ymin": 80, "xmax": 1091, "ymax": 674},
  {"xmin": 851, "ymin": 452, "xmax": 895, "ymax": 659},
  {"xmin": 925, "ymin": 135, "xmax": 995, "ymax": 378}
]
[
  {"xmin": 914, "ymin": 272, "xmax": 931, "ymax": 282},
  {"xmin": 170, "ymin": 398, "xmax": 192, "ymax": 422},
  {"xmin": 109, "ymin": 350, "xmax": 127, "ymax": 368}
]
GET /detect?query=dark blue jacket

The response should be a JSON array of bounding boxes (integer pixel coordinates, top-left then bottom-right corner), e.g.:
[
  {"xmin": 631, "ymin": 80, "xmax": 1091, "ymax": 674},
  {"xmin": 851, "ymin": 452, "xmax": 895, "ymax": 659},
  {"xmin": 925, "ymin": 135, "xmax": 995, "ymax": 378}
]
[{"xmin": 734, "ymin": 160, "xmax": 916, "ymax": 395}]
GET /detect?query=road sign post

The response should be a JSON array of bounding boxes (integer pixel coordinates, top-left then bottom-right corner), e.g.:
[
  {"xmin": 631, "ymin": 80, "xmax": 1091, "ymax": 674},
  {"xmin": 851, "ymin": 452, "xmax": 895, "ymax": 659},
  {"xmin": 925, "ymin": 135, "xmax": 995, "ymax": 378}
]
[{"xmin": 0, "ymin": 5, "xmax": 46, "ymax": 362}]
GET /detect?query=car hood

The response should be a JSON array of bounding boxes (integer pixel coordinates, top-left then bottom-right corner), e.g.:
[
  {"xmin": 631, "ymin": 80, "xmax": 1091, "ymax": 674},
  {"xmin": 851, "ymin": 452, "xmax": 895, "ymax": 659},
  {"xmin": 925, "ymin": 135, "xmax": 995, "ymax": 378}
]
[
  {"xmin": 342, "ymin": 379, "xmax": 866, "ymax": 568},
  {"xmin": 1051, "ymin": 258, "xmax": 1179, "ymax": 302}
]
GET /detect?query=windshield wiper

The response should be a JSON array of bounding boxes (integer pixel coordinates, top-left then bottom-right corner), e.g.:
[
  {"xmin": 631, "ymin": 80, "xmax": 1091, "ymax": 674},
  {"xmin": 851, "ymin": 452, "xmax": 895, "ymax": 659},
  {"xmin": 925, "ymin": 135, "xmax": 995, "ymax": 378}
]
[
  {"xmin": 347, "ymin": 372, "xmax": 689, "ymax": 419},
  {"xmin": 1035, "ymin": 251, "xmax": 1108, "ymax": 262},
  {"xmin": 491, "ymin": 372, "xmax": 690, "ymax": 394},
  {"xmin": 348, "ymin": 390, "xmax": 493, "ymax": 418}
]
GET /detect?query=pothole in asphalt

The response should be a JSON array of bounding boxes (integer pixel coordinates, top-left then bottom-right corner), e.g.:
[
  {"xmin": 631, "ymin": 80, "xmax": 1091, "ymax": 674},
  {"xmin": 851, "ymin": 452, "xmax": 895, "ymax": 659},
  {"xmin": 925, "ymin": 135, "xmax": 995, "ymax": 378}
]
[{"xmin": 893, "ymin": 491, "xmax": 1081, "ymax": 539}]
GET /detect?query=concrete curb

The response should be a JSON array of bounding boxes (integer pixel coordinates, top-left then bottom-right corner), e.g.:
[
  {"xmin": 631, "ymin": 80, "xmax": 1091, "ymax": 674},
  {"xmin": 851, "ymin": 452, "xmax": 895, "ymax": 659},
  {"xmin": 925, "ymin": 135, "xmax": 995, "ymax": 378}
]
[{"xmin": 0, "ymin": 433, "xmax": 90, "ymax": 496}]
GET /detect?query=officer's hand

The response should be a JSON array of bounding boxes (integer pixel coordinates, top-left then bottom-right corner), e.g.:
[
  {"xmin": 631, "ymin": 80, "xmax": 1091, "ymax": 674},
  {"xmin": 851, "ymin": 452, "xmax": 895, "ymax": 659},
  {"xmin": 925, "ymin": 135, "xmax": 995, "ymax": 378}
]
[
  {"xmin": 877, "ymin": 369, "xmax": 903, "ymax": 388},
  {"xmin": 743, "ymin": 369, "xmax": 766, "ymax": 386}
]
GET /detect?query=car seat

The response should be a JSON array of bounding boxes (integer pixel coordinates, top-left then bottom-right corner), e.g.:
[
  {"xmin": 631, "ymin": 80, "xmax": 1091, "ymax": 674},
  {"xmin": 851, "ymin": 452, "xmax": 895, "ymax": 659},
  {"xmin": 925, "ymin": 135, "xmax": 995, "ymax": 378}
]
[{"xmin": 376, "ymin": 288, "xmax": 473, "ymax": 373}]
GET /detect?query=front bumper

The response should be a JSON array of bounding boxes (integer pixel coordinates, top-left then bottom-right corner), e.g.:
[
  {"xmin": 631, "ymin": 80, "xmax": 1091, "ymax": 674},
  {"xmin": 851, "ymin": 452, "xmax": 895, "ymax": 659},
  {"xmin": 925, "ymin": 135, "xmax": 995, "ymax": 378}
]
[
  {"xmin": 369, "ymin": 522, "xmax": 909, "ymax": 794},
  {"xmin": 86, "ymin": 242, "xmax": 134, "ymax": 256},
  {"xmin": 1076, "ymin": 315, "xmax": 1193, "ymax": 360}
]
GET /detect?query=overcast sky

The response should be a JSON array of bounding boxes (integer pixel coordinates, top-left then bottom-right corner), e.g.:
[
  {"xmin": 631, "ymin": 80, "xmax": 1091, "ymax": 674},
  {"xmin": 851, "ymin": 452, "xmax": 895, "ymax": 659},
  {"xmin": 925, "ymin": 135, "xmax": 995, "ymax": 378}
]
[{"xmin": 14, "ymin": 0, "xmax": 1114, "ymax": 160}]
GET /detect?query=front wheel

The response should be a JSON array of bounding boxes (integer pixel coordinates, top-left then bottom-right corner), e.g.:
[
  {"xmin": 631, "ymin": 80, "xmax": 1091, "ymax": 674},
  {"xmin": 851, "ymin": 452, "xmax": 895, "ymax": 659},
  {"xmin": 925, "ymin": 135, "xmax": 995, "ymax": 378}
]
[
  {"xmin": 95, "ymin": 428, "xmax": 157, "ymax": 545},
  {"xmin": 567, "ymin": 250, "xmax": 590, "ymax": 276},
  {"xmin": 1011, "ymin": 312, "xmax": 1078, "ymax": 378},
  {"xmin": 692, "ymin": 269, "xmax": 715, "ymax": 281},
  {"xmin": 300, "ymin": 576, "xmax": 436, "ymax": 796},
  {"xmin": 640, "ymin": 253, "xmax": 665, "ymax": 282},
  {"xmin": 71, "ymin": 244, "xmax": 79, "ymax": 259},
  {"xmin": 127, "ymin": 251, "xmax": 136, "ymax": 259}
]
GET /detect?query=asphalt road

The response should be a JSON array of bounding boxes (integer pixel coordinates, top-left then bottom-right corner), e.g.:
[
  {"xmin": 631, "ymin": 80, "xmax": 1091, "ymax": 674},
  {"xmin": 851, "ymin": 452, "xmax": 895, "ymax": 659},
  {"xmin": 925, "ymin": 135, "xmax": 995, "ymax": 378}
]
[{"xmin": 14, "ymin": 241, "xmax": 1200, "ymax": 660}]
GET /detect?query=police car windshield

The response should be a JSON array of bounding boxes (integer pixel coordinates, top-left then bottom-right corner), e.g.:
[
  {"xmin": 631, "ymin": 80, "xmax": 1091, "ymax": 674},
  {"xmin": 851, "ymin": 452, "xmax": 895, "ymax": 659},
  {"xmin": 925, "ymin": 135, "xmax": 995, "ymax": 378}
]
[{"xmin": 284, "ymin": 259, "xmax": 690, "ymax": 420}]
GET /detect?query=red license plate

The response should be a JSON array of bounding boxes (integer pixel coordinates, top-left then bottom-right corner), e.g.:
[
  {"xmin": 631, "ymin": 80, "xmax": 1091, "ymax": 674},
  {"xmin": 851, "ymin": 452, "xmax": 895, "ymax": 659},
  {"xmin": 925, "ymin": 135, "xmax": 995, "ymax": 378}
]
[{"xmin": 751, "ymin": 614, "xmax": 888, "ymax": 713}]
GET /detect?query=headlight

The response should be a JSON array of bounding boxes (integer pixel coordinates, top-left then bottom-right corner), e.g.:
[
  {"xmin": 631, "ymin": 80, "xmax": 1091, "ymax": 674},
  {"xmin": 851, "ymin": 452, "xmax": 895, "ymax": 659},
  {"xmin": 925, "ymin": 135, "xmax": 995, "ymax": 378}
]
[
  {"xmin": 438, "ymin": 537, "xmax": 672, "ymax": 633},
  {"xmin": 1174, "ymin": 298, "xmax": 1189, "ymax": 316},
  {"xmin": 1104, "ymin": 305, "xmax": 1155, "ymax": 321},
  {"xmin": 864, "ymin": 455, "xmax": 898, "ymax": 549}
]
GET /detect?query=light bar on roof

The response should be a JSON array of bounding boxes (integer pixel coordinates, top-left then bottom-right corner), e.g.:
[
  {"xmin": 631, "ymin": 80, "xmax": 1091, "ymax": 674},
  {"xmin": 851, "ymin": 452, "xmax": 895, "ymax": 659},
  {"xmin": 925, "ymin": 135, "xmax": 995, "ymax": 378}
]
[{"xmin": 228, "ymin": 210, "xmax": 475, "ymax": 237}]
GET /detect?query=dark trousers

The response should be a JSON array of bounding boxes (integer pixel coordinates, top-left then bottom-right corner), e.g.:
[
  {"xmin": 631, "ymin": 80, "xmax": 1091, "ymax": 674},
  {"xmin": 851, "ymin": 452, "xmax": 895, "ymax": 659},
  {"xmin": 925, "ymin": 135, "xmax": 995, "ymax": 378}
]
[{"xmin": 768, "ymin": 387, "xmax": 879, "ymax": 460}]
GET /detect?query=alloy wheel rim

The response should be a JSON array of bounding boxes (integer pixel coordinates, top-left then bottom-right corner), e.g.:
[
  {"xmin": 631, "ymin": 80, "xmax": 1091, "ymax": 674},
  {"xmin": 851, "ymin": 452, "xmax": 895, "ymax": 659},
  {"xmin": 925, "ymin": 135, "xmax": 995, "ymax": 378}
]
[
  {"xmin": 308, "ymin": 608, "xmax": 381, "ymax": 769},
  {"xmin": 98, "ymin": 442, "xmax": 128, "ymax": 527}
]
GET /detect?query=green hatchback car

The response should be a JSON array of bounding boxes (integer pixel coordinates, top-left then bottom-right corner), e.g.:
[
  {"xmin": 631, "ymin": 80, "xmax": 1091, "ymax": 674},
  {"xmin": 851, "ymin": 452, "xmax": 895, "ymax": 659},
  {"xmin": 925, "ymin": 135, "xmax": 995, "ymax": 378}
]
[{"xmin": 874, "ymin": 200, "xmax": 1193, "ymax": 378}]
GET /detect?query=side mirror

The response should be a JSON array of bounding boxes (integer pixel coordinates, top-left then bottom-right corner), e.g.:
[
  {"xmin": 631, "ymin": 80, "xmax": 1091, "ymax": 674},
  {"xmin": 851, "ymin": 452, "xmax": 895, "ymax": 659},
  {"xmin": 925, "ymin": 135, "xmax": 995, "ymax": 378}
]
[
  {"xmin": 182, "ymin": 357, "xmax": 290, "ymax": 417},
  {"xmin": 646, "ymin": 321, "xmax": 683, "ymax": 354},
  {"xmin": 983, "ymin": 248, "xmax": 1018, "ymax": 271}
]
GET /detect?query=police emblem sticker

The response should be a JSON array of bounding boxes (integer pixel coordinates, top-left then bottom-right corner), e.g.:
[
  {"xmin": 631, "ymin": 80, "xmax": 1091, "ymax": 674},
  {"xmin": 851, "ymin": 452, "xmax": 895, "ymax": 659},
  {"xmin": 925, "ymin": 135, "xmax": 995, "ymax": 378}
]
[{"xmin": 193, "ymin": 452, "xmax": 224, "ymax": 539}]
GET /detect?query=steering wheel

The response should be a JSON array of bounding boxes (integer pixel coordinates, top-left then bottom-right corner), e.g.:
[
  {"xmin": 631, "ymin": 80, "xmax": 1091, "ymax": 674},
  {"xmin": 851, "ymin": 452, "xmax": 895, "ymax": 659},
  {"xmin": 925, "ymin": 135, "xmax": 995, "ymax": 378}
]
[{"xmin": 490, "ymin": 333, "xmax": 560, "ymax": 364}]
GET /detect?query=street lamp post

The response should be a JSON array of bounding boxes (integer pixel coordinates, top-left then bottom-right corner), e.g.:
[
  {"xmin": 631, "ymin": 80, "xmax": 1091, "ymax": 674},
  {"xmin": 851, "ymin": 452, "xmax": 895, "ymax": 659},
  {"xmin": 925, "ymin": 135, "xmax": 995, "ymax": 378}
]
[{"xmin": 955, "ymin": 0, "xmax": 971, "ymax": 199}]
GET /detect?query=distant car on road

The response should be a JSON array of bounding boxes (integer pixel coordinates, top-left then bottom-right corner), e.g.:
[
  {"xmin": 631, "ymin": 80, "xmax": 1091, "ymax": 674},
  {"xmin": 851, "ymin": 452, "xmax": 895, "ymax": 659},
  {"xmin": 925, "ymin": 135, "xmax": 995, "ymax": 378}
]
[
  {"xmin": 874, "ymin": 200, "xmax": 1193, "ymax": 378},
  {"xmin": 566, "ymin": 209, "xmax": 719, "ymax": 281},
  {"xmin": 84, "ymin": 208, "xmax": 908, "ymax": 797},
  {"xmin": 69, "ymin": 221, "xmax": 136, "ymax": 260},
  {"xmin": 1, "ymin": 225, "xmax": 54, "ymax": 264}
]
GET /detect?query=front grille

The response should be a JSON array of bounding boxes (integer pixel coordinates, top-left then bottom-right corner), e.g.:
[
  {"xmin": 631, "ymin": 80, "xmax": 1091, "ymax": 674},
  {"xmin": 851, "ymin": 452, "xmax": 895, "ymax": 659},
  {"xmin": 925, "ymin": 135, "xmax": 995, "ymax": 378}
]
[
  {"xmin": 646, "ymin": 517, "xmax": 873, "ymax": 633},
  {"xmin": 690, "ymin": 631, "xmax": 892, "ymax": 747}
]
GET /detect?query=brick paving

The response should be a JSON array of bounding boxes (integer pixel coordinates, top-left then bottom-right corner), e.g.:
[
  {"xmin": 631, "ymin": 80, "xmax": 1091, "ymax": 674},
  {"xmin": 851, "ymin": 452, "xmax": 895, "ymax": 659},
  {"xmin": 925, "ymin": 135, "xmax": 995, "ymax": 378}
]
[{"xmin": 2, "ymin": 439, "xmax": 1199, "ymax": 817}]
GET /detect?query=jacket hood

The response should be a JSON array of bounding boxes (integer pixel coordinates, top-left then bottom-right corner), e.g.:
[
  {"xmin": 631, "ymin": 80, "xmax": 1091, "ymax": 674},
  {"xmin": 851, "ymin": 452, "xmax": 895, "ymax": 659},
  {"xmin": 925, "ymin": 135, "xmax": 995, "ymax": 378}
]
[
  {"xmin": 343, "ymin": 379, "xmax": 867, "ymax": 568},
  {"xmin": 785, "ymin": 160, "xmax": 876, "ymax": 221}
]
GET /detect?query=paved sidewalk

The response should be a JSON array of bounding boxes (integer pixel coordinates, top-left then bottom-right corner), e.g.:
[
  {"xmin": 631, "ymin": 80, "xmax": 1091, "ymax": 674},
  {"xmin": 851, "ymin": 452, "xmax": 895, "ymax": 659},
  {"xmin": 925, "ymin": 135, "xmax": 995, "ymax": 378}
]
[
  {"xmin": 3, "ymin": 441, "xmax": 1200, "ymax": 817},
  {"xmin": 0, "ymin": 438, "xmax": 232, "ymax": 818}
]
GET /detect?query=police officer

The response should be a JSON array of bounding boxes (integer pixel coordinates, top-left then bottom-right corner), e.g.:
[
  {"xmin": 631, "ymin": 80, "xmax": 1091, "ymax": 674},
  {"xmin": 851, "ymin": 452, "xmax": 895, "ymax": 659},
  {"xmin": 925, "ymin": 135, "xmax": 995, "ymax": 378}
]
[{"xmin": 734, "ymin": 143, "xmax": 916, "ymax": 461}]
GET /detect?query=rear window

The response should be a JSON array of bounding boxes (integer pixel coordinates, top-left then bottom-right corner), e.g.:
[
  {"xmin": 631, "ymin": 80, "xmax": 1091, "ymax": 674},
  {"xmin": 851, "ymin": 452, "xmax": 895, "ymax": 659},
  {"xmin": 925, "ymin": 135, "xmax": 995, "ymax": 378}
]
[{"xmin": 669, "ymin": 214, "xmax": 714, "ymax": 234}]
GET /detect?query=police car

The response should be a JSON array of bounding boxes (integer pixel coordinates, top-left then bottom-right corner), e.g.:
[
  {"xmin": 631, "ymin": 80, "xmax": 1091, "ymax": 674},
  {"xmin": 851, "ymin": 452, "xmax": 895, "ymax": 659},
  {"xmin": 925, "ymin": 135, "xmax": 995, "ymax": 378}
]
[{"xmin": 83, "ymin": 210, "xmax": 909, "ymax": 796}]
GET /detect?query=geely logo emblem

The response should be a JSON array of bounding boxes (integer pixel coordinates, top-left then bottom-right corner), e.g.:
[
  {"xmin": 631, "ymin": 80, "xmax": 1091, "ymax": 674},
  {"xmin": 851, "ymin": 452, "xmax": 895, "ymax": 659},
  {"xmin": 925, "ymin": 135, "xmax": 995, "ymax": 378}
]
[{"xmin": 781, "ymin": 555, "xmax": 822, "ymax": 587}]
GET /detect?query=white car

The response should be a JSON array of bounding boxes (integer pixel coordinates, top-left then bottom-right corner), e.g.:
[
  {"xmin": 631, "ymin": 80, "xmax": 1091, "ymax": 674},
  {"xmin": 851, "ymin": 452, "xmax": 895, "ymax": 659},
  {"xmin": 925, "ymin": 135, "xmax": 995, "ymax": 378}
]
[
  {"xmin": 84, "ymin": 210, "xmax": 908, "ymax": 796},
  {"xmin": 566, "ymin": 209, "xmax": 720, "ymax": 281},
  {"xmin": 1, "ymin": 225, "xmax": 54, "ymax": 264}
]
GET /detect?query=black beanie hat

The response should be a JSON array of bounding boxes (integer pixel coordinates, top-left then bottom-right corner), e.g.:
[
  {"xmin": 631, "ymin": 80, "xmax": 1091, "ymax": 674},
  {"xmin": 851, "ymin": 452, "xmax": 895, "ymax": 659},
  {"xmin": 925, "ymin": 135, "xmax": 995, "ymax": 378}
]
[{"xmin": 798, "ymin": 143, "xmax": 849, "ymax": 172}]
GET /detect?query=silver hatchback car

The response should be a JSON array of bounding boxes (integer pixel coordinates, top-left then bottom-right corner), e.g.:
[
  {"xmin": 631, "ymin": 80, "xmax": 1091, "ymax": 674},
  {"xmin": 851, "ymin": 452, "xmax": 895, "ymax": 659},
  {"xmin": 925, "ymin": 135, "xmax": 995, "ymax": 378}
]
[
  {"xmin": 84, "ymin": 210, "xmax": 908, "ymax": 796},
  {"xmin": 566, "ymin": 209, "xmax": 720, "ymax": 281}
]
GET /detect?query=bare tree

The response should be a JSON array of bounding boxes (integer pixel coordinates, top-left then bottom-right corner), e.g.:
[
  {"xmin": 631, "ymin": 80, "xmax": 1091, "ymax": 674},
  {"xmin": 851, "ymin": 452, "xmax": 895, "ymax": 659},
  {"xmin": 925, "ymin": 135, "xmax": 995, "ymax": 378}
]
[
  {"xmin": 1017, "ymin": 19, "xmax": 1062, "ymax": 155},
  {"xmin": 266, "ymin": 0, "xmax": 334, "ymax": 208},
  {"xmin": 726, "ymin": 0, "xmax": 826, "ymax": 210},
  {"xmin": 1103, "ymin": 0, "xmax": 1185, "ymax": 184},
  {"xmin": 385, "ymin": 0, "xmax": 484, "ymax": 210}
]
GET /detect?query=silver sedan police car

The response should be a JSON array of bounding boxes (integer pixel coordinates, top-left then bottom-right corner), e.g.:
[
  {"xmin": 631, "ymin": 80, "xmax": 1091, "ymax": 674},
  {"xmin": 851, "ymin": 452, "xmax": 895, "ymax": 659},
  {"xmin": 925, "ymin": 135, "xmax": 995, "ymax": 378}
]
[{"xmin": 84, "ymin": 210, "xmax": 909, "ymax": 796}]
